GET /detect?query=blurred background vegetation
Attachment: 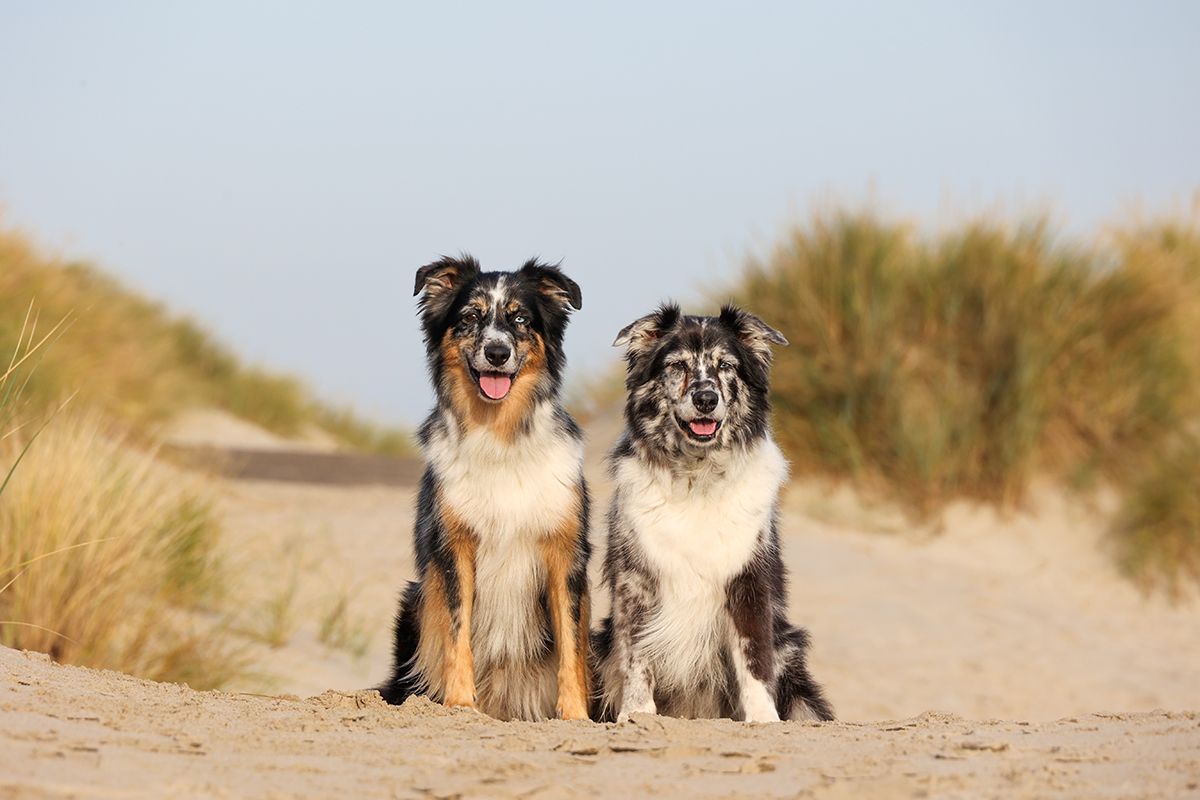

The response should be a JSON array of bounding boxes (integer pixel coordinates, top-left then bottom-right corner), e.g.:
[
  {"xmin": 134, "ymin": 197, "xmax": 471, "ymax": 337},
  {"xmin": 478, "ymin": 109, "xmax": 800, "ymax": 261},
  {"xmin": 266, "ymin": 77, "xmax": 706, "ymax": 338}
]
[
  {"xmin": 0, "ymin": 224, "xmax": 409, "ymax": 687},
  {"xmin": 0, "ymin": 226, "xmax": 411, "ymax": 455},
  {"xmin": 734, "ymin": 208, "xmax": 1200, "ymax": 593}
]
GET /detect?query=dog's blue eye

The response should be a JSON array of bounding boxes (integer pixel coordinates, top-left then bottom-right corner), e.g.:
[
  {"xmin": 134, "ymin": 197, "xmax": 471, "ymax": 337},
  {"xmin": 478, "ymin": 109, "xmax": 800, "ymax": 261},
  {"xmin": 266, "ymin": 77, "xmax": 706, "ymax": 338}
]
[
  {"xmin": 513, "ymin": 314, "xmax": 529, "ymax": 326},
  {"xmin": 719, "ymin": 361, "xmax": 735, "ymax": 371}
]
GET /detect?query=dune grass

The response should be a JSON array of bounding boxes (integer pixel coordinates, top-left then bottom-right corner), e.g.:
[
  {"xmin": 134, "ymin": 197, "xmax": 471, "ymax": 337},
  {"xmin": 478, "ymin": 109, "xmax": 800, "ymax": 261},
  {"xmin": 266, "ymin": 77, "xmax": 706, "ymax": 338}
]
[
  {"xmin": 0, "ymin": 391, "xmax": 246, "ymax": 687},
  {"xmin": 0, "ymin": 225, "xmax": 410, "ymax": 454},
  {"xmin": 727, "ymin": 209, "xmax": 1200, "ymax": 516},
  {"xmin": 701, "ymin": 206, "xmax": 1200, "ymax": 591},
  {"xmin": 0, "ymin": 311, "xmax": 245, "ymax": 688},
  {"xmin": 316, "ymin": 589, "xmax": 372, "ymax": 659},
  {"xmin": 1113, "ymin": 434, "xmax": 1200, "ymax": 598}
]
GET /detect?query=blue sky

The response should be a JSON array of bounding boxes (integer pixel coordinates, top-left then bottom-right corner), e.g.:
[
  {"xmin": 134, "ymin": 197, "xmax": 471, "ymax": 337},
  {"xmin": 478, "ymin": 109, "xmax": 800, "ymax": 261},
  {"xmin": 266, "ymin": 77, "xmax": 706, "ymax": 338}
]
[{"xmin": 1, "ymin": 1, "xmax": 1197, "ymax": 423}]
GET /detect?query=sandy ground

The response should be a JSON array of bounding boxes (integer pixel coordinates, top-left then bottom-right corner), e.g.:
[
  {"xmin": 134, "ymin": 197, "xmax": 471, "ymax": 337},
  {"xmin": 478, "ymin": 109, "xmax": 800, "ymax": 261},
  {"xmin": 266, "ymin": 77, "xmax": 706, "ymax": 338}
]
[
  {"xmin": 3, "ymin": 411, "xmax": 1200, "ymax": 797},
  {"xmin": 3, "ymin": 647, "xmax": 1198, "ymax": 800}
]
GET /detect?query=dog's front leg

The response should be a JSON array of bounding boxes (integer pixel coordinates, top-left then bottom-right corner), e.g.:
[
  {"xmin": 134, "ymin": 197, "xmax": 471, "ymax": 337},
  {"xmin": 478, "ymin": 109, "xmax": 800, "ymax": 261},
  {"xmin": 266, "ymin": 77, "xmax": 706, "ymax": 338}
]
[
  {"xmin": 726, "ymin": 564, "xmax": 780, "ymax": 723},
  {"xmin": 440, "ymin": 516, "xmax": 478, "ymax": 710},
  {"xmin": 541, "ymin": 517, "xmax": 590, "ymax": 721},
  {"xmin": 613, "ymin": 569, "xmax": 657, "ymax": 721}
]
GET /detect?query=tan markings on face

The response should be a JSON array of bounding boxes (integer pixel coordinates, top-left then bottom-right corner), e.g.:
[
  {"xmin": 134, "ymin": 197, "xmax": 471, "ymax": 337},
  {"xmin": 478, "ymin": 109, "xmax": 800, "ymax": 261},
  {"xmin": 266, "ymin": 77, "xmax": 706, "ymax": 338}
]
[{"xmin": 441, "ymin": 328, "xmax": 547, "ymax": 442}]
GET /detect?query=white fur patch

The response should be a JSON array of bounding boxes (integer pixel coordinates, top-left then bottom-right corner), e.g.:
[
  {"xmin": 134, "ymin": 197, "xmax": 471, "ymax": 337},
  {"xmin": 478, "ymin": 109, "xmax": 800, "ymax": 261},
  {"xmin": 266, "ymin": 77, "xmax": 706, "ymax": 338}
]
[
  {"xmin": 731, "ymin": 641, "xmax": 781, "ymax": 722},
  {"xmin": 614, "ymin": 439, "xmax": 788, "ymax": 693},
  {"xmin": 472, "ymin": 533, "xmax": 544, "ymax": 666}
]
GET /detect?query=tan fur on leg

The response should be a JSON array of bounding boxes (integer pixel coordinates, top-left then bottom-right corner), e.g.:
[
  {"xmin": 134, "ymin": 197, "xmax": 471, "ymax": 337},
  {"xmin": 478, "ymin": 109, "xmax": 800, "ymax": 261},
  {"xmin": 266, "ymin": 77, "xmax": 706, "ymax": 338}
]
[
  {"xmin": 540, "ymin": 517, "xmax": 589, "ymax": 720},
  {"xmin": 442, "ymin": 512, "xmax": 478, "ymax": 709}
]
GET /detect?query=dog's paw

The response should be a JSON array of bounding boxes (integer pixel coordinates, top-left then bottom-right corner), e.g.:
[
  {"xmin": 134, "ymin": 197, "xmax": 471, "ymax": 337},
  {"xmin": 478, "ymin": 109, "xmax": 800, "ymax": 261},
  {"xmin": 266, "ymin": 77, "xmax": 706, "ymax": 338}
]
[
  {"xmin": 443, "ymin": 696, "xmax": 477, "ymax": 712},
  {"xmin": 557, "ymin": 698, "xmax": 589, "ymax": 721},
  {"xmin": 616, "ymin": 698, "xmax": 657, "ymax": 723},
  {"xmin": 741, "ymin": 692, "xmax": 780, "ymax": 723}
]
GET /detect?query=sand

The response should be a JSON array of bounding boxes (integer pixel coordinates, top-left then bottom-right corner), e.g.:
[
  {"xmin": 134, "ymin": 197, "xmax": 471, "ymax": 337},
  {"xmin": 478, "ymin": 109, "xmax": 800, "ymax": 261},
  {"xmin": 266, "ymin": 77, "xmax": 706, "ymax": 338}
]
[
  {"xmin": 3, "ymin": 416, "xmax": 1200, "ymax": 797},
  {"xmin": 2, "ymin": 648, "xmax": 1198, "ymax": 799}
]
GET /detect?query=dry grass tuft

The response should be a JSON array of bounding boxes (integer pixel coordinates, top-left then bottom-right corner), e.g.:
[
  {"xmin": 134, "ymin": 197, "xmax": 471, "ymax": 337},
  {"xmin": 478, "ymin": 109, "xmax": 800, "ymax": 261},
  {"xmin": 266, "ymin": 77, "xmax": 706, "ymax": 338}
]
[
  {"xmin": 317, "ymin": 589, "xmax": 372, "ymax": 658},
  {"xmin": 728, "ymin": 209, "xmax": 1200, "ymax": 519},
  {"xmin": 0, "ymin": 409, "xmax": 246, "ymax": 688},
  {"xmin": 1113, "ymin": 434, "xmax": 1200, "ymax": 597}
]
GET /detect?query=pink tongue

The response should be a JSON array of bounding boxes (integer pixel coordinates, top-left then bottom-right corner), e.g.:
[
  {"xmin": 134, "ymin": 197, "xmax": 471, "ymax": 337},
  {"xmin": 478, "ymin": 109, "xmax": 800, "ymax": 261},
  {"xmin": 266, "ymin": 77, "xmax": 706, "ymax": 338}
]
[
  {"xmin": 479, "ymin": 373, "xmax": 512, "ymax": 400},
  {"xmin": 689, "ymin": 420, "xmax": 718, "ymax": 436}
]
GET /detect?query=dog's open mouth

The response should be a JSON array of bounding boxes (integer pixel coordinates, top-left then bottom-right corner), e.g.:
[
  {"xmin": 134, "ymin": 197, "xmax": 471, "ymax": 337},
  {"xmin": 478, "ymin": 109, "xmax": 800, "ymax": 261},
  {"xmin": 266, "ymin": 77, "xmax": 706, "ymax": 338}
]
[
  {"xmin": 474, "ymin": 370, "xmax": 514, "ymax": 401},
  {"xmin": 680, "ymin": 417, "xmax": 720, "ymax": 440}
]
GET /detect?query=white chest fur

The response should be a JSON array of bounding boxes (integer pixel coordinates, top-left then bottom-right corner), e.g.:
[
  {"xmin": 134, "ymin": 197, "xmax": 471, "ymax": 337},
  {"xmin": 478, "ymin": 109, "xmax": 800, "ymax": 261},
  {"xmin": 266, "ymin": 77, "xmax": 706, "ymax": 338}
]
[
  {"xmin": 614, "ymin": 439, "xmax": 788, "ymax": 690},
  {"xmin": 616, "ymin": 439, "xmax": 787, "ymax": 584},
  {"xmin": 425, "ymin": 403, "xmax": 583, "ymax": 542}
]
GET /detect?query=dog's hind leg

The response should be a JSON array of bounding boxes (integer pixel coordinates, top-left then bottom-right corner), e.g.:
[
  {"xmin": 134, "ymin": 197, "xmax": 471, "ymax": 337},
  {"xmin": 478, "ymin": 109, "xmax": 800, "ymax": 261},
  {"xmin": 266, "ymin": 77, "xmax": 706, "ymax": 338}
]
[
  {"xmin": 379, "ymin": 581, "xmax": 422, "ymax": 704},
  {"xmin": 540, "ymin": 508, "xmax": 590, "ymax": 721},
  {"xmin": 726, "ymin": 566, "xmax": 781, "ymax": 722},
  {"xmin": 774, "ymin": 626, "xmax": 835, "ymax": 721}
]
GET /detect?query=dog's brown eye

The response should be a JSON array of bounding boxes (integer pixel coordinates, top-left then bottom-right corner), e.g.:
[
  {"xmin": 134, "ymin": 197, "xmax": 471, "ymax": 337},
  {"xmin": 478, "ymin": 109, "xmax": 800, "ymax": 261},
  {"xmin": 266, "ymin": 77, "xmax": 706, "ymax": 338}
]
[{"xmin": 462, "ymin": 309, "xmax": 480, "ymax": 324}]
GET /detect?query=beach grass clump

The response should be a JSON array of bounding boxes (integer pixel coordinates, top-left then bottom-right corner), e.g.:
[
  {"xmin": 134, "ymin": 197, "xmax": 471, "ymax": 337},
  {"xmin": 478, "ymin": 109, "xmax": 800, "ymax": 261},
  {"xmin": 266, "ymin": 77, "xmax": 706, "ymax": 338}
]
[
  {"xmin": 0, "ymin": 408, "xmax": 246, "ymax": 688},
  {"xmin": 730, "ymin": 208, "xmax": 1200, "ymax": 519},
  {"xmin": 1112, "ymin": 434, "xmax": 1200, "ymax": 597}
]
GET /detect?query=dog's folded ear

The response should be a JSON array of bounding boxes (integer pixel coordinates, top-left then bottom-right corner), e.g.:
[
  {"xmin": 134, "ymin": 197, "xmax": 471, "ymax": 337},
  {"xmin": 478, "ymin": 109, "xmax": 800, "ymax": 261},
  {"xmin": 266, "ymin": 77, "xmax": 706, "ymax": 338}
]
[
  {"xmin": 414, "ymin": 255, "xmax": 480, "ymax": 316},
  {"xmin": 614, "ymin": 303, "xmax": 682, "ymax": 355},
  {"xmin": 520, "ymin": 259, "xmax": 582, "ymax": 311},
  {"xmin": 718, "ymin": 304, "xmax": 788, "ymax": 358}
]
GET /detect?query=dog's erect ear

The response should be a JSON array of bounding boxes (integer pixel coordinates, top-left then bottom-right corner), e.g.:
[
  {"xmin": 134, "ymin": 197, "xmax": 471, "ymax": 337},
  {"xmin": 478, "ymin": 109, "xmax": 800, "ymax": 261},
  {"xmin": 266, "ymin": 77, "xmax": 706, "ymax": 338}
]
[
  {"xmin": 413, "ymin": 255, "xmax": 480, "ymax": 313},
  {"xmin": 613, "ymin": 303, "xmax": 682, "ymax": 356},
  {"xmin": 520, "ymin": 259, "xmax": 582, "ymax": 311},
  {"xmin": 718, "ymin": 304, "xmax": 788, "ymax": 358}
]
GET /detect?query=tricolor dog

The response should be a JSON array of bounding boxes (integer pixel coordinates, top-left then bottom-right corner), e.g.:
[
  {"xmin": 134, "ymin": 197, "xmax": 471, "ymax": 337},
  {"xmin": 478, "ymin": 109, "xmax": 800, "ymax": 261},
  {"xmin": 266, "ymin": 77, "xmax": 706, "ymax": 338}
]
[
  {"xmin": 380, "ymin": 256, "xmax": 591, "ymax": 721},
  {"xmin": 593, "ymin": 303, "xmax": 833, "ymax": 722}
]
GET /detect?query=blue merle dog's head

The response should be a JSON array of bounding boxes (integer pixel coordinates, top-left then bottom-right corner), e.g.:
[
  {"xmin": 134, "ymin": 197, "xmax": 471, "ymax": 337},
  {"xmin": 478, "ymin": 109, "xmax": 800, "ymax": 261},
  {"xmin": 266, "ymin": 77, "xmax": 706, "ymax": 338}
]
[{"xmin": 614, "ymin": 303, "xmax": 787, "ymax": 459}]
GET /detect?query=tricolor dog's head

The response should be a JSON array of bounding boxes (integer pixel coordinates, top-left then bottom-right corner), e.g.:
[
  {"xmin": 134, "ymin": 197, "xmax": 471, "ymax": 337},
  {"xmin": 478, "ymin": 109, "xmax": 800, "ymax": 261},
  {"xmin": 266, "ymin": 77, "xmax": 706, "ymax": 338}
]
[
  {"xmin": 414, "ymin": 255, "xmax": 582, "ymax": 423},
  {"xmin": 615, "ymin": 303, "xmax": 787, "ymax": 456}
]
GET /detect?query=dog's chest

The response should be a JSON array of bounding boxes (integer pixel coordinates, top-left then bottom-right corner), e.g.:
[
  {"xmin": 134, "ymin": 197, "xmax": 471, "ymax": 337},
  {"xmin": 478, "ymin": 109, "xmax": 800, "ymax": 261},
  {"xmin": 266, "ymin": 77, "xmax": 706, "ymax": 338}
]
[
  {"xmin": 427, "ymin": 415, "xmax": 582, "ymax": 541},
  {"xmin": 617, "ymin": 441, "xmax": 787, "ymax": 584}
]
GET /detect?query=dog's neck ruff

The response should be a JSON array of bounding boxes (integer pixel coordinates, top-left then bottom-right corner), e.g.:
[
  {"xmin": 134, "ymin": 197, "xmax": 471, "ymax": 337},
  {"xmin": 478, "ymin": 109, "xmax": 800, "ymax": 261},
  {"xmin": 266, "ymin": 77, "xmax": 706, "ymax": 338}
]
[
  {"xmin": 629, "ymin": 434, "xmax": 770, "ymax": 492},
  {"xmin": 425, "ymin": 399, "xmax": 583, "ymax": 542}
]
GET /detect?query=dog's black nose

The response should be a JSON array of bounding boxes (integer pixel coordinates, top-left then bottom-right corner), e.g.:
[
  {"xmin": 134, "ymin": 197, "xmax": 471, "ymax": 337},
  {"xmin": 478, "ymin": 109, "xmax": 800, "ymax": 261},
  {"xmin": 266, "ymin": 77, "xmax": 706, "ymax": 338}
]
[
  {"xmin": 484, "ymin": 343, "xmax": 511, "ymax": 367},
  {"xmin": 692, "ymin": 389, "xmax": 719, "ymax": 414}
]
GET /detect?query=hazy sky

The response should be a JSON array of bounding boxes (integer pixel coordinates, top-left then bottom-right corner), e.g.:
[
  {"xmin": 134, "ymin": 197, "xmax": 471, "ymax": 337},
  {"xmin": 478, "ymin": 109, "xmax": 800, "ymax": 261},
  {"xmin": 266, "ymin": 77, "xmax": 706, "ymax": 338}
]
[{"xmin": 2, "ymin": 2, "xmax": 1197, "ymax": 424}]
